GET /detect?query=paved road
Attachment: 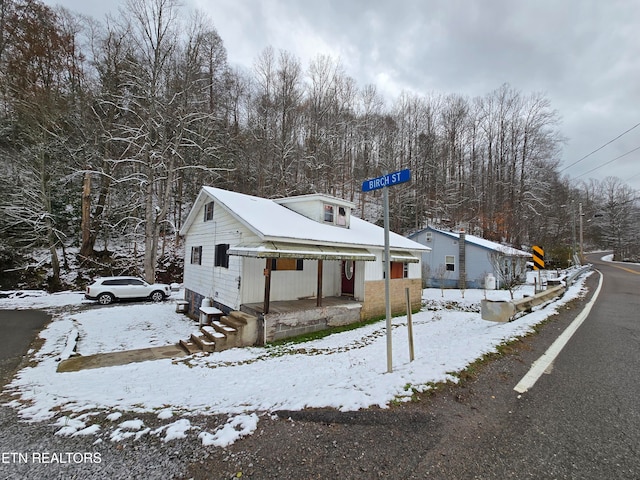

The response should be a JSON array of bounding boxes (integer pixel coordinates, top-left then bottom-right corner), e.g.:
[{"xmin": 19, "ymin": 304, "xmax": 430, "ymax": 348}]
[
  {"xmin": 0, "ymin": 310, "xmax": 50, "ymax": 386},
  {"xmin": 190, "ymin": 259, "xmax": 640, "ymax": 479},
  {"xmin": 417, "ymin": 254, "xmax": 640, "ymax": 479}
]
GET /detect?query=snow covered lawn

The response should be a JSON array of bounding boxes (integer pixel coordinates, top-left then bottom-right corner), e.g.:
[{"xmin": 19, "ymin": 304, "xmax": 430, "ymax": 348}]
[
  {"xmin": 0, "ymin": 275, "xmax": 591, "ymax": 447},
  {"xmin": 70, "ymin": 303, "xmax": 196, "ymax": 356}
]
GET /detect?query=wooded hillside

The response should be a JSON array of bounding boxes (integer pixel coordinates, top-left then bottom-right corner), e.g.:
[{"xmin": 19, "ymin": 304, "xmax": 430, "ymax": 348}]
[{"xmin": 0, "ymin": 0, "xmax": 638, "ymax": 289}]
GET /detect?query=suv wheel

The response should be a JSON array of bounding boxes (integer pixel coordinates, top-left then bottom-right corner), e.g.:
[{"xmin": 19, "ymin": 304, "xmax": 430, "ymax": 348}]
[
  {"xmin": 150, "ymin": 291, "xmax": 165, "ymax": 302},
  {"xmin": 97, "ymin": 293, "xmax": 114, "ymax": 305}
]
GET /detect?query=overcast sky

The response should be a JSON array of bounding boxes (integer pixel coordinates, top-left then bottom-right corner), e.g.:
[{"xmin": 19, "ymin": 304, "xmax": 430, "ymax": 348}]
[{"xmin": 44, "ymin": 0, "xmax": 640, "ymax": 192}]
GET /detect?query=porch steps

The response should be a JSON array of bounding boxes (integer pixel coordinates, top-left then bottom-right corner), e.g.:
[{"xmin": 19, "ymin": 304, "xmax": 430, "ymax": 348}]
[
  {"xmin": 202, "ymin": 325, "xmax": 228, "ymax": 351},
  {"xmin": 224, "ymin": 310, "xmax": 253, "ymax": 328},
  {"xmin": 178, "ymin": 339, "xmax": 201, "ymax": 355},
  {"xmin": 211, "ymin": 320, "xmax": 238, "ymax": 347},
  {"xmin": 178, "ymin": 311, "xmax": 258, "ymax": 355},
  {"xmin": 189, "ymin": 331, "xmax": 216, "ymax": 352}
]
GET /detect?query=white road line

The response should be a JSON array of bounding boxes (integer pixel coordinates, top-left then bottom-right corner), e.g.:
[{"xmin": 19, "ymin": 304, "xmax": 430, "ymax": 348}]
[{"xmin": 514, "ymin": 270, "xmax": 603, "ymax": 394}]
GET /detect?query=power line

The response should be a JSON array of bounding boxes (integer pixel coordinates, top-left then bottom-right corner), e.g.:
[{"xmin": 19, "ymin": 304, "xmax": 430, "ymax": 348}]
[
  {"xmin": 560, "ymin": 121, "xmax": 640, "ymax": 172},
  {"xmin": 573, "ymin": 145, "xmax": 640, "ymax": 179},
  {"xmin": 626, "ymin": 171, "xmax": 640, "ymax": 182}
]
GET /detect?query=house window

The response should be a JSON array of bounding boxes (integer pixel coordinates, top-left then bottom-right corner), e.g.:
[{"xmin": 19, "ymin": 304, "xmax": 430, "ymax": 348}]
[
  {"xmin": 214, "ymin": 243, "xmax": 229, "ymax": 268},
  {"xmin": 191, "ymin": 246, "xmax": 202, "ymax": 265},
  {"xmin": 324, "ymin": 204, "xmax": 334, "ymax": 223},
  {"xmin": 337, "ymin": 207, "xmax": 347, "ymax": 226},
  {"xmin": 390, "ymin": 261, "xmax": 407, "ymax": 279},
  {"xmin": 271, "ymin": 258, "xmax": 304, "ymax": 271},
  {"xmin": 445, "ymin": 255, "xmax": 455, "ymax": 271},
  {"xmin": 204, "ymin": 202, "xmax": 214, "ymax": 221}
]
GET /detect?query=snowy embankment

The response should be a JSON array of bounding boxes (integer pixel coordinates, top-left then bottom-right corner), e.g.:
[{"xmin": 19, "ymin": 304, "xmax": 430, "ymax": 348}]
[{"xmin": 0, "ymin": 273, "xmax": 591, "ymax": 447}]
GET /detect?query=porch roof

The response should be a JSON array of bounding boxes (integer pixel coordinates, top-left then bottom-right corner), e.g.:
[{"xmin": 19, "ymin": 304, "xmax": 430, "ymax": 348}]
[
  {"xmin": 389, "ymin": 251, "xmax": 420, "ymax": 263},
  {"xmin": 228, "ymin": 242, "xmax": 376, "ymax": 261}
]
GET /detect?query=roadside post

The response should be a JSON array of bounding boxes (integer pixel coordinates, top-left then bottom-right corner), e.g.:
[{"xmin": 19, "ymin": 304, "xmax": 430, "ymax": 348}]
[
  {"xmin": 533, "ymin": 245, "xmax": 545, "ymax": 293},
  {"xmin": 405, "ymin": 287, "xmax": 415, "ymax": 362},
  {"xmin": 362, "ymin": 168, "xmax": 411, "ymax": 373}
]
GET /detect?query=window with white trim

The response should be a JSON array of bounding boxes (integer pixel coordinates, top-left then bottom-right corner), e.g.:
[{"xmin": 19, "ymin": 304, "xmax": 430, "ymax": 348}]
[
  {"xmin": 390, "ymin": 261, "xmax": 409, "ymax": 279},
  {"xmin": 337, "ymin": 207, "xmax": 347, "ymax": 226},
  {"xmin": 445, "ymin": 255, "xmax": 455, "ymax": 272},
  {"xmin": 191, "ymin": 246, "xmax": 202, "ymax": 265},
  {"xmin": 214, "ymin": 243, "xmax": 229, "ymax": 268},
  {"xmin": 323, "ymin": 204, "xmax": 334, "ymax": 223},
  {"xmin": 204, "ymin": 202, "xmax": 214, "ymax": 221}
]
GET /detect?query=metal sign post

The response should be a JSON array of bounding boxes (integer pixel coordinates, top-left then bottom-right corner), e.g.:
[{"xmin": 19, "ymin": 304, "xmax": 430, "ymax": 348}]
[
  {"xmin": 362, "ymin": 168, "xmax": 411, "ymax": 373},
  {"xmin": 383, "ymin": 185, "xmax": 392, "ymax": 373}
]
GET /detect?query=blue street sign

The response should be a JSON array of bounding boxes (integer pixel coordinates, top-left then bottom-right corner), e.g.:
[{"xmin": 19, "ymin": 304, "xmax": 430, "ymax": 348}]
[{"xmin": 362, "ymin": 169, "xmax": 411, "ymax": 192}]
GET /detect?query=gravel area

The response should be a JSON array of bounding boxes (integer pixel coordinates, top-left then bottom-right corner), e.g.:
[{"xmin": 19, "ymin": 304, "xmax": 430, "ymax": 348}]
[
  {"xmin": 0, "ymin": 405, "xmax": 200, "ymax": 480},
  {"xmin": 1, "ymin": 274, "xmax": 598, "ymax": 479}
]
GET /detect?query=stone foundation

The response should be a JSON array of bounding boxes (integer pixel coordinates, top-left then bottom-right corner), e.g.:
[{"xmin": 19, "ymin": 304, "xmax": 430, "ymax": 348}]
[
  {"xmin": 262, "ymin": 303, "xmax": 362, "ymax": 342},
  {"xmin": 361, "ymin": 278, "xmax": 422, "ymax": 319}
]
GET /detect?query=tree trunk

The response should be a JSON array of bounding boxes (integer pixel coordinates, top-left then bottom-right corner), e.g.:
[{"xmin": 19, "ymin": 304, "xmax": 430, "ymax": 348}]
[
  {"xmin": 144, "ymin": 175, "xmax": 157, "ymax": 283},
  {"xmin": 79, "ymin": 170, "xmax": 93, "ymax": 257}
]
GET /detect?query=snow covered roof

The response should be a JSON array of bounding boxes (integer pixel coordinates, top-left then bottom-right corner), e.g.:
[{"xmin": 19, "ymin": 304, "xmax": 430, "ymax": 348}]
[
  {"xmin": 424, "ymin": 226, "xmax": 531, "ymax": 257},
  {"xmin": 275, "ymin": 193, "xmax": 354, "ymax": 209},
  {"xmin": 180, "ymin": 187, "xmax": 429, "ymax": 252},
  {"xmin": 228, "ymin": 242, "xmax": 378, "ymax": 261}
]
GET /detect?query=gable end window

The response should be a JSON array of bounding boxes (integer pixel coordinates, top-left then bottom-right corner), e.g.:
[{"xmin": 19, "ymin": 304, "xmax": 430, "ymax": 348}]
[
  {"xmin": 323, "ymin": 204, "xmax": 334, "ymax": 223},
  {"xmin": 337, "ymin": 207, "xmax": 347, "ymax": 226},
  {"xmin": 204, "ymin": 202, "xmax": 215, "ymax": 221},
  {"xmin": 215, "ymin": 243, "xmax": 230, "ymax": 268},
  {"xmin": 191, "ymin": 246, "xmax": 202, "ymax": 265}
]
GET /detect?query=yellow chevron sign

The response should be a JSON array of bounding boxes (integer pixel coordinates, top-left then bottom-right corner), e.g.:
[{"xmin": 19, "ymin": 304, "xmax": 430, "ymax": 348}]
[{"xmin": 532, "ymin": 245, "xmax": 545, "ymax": 270}]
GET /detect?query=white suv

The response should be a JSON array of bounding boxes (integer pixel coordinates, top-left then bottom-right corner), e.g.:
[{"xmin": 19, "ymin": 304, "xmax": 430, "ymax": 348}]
[{"xmin": 85, "ymin": 276, "xmax": 172, "ymax": 305}]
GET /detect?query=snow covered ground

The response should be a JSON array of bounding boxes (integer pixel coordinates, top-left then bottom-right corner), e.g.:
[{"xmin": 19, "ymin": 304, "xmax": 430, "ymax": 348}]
[{"xmin": 0, "ymin": 270, "xmax": 593, "ymax": 448}]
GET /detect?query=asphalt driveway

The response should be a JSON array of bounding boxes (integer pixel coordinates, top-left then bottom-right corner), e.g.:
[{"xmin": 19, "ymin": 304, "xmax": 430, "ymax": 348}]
[{"xmin": 0, "ymin": 310, "xmax": 50, "ymax": 386}]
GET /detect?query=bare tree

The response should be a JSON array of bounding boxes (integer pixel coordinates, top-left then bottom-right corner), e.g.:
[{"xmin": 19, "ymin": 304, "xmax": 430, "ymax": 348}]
[
  {"xmin": 599, "ymin": 177, "xmax": 638, "ymax": 261},
  {"xmin": 0, "ymin": 0, "xmax": 83, "ymax": 289},
  {"xmin": 486, "ymin": 248, "xmax": 527, "ymax": 300},
  {"xmin": 434, "ymin": 264, "xmax": 450, "ymax": 298}
]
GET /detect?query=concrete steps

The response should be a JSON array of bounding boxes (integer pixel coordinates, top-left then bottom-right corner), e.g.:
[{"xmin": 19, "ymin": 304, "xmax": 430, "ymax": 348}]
[
  {"xmin": 178, "ymin": 339, "xmax": 202, "ymax": 355},
  {"xmin": 178, "ymin": 310, "xmax": 258, "ymax": 354},
  {"xmin": 190, "ymin": 331, "xmax": 216, "ymax": 352}
]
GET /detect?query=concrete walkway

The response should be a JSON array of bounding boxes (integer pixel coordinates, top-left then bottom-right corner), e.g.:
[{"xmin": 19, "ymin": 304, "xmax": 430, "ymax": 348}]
[{"xmin": 57, "ymin": 345, "xmax": 187, "ymax": 372}]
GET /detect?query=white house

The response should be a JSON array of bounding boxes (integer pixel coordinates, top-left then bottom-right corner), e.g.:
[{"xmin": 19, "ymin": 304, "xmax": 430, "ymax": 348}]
[
  {"xmin": 179, "ymin": 187, "xmax": 430, "ymax": 343},
  {"xmin": 409, "ymin": 226, "xmax": 531, "ymax": 289}
]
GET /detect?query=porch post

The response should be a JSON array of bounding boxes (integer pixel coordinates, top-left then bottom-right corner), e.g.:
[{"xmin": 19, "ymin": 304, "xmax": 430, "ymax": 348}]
[
  {"xmin": 263, "ymin": 258, "xmax": 272, "ymax": 314},
  {"xmin": 316, "ymin": 259, "xmax": 323, "ymax": 307}
]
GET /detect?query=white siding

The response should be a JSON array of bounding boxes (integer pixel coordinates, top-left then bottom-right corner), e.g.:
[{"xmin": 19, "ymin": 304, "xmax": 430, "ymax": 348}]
[
  {"xmin": 364, "ymin": 252, "xmax": 384, "ymax": 281},
  {"xmin": 241, "ymin": 258, "xmax": 341, "ymax": 303},
  {"xmin": 363, "ymin": 251, "xmax": 422, "ymax": 282},
  {"xmin": 183, "ymin": 200, "xmax": 260, "ymax": 310},
  {"xmin": 407, "ymin": 261, "xmax": 421, "ymax": 278},
  {"xmin": 353, "ymin": 260, "xmax": 365, "ymax": 300}
]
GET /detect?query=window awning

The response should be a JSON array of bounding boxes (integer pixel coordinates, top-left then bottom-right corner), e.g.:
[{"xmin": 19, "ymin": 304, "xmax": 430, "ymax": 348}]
[
  {"xmin": 228, "ymin": 242, "xmax": 376, "ymax": 261},
  {"xmin": 387, "ymin": 251, "xmax": 420, "ymax": 263}
]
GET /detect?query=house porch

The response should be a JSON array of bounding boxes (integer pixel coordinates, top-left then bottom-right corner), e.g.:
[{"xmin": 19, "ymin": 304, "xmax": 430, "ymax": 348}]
[{"xmin": 241, "ymin": 296, "xmax": 363, "ymax": 343}]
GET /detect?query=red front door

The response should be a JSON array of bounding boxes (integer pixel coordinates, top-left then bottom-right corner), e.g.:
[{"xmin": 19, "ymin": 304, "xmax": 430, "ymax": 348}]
[{"xmin": 341, "ymin": 260, "xmax": 355, "ymax": 296}]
